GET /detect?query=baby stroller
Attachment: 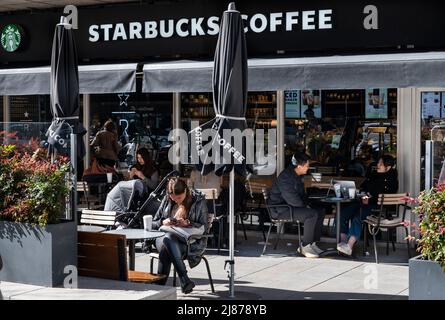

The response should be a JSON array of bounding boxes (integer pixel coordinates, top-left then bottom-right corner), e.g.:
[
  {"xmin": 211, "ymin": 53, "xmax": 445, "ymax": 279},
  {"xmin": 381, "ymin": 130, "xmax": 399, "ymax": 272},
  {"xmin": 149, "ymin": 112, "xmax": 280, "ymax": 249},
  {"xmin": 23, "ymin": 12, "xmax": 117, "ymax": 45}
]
[{"xmin": 108, "ymin": 170, "xmax": 180, "ymax": 229}]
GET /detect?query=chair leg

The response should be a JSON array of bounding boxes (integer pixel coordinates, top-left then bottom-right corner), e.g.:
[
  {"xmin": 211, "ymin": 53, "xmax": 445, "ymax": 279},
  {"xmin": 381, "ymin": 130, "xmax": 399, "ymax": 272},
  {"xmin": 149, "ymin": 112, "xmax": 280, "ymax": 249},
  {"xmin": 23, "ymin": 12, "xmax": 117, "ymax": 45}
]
[
  {"xmin": 373, "ymin": 232, "xmax": 379, "ymax": 264},
  {"xmin": 240, "ymin": 216, "xmax": 248, "ymax": 240},
  {"xmin": 202, "ymin": 256, "xmax": 215, "ymax": 293},
  {"xmin": 363, "ymin": 224, "xmax": 367, "ymax": 256},
  {"xmin": 173, "ymin": 268, "xmax": 177, "ymax": 287},
  {"xmin": 386, "ymin": 231, "xmax": 390, "ymax": 256},
  {"xmin": 274, "ymin": 223, "xmax": 283, "ymax": 250},
  {"xmin": 405, "ymin": 227, "xmax": 411, "ymax": 259},
  {"xmin": 297, "ymin": 222, "xmax": 302, "ymax": 255},
  {"xmin": 262, "ymin": 224, "xmax": 273, "ymax": 255},
  {"xmin": 218, "ymin": 218, "xmax": 223, "ymax": 254},
  {"xmin": 150, "ymin": 257, "xmax": 154, "ymax": 273},
  {"xmin": 392, "ymin": 229, "xmax": 396, "ymax": 252}
]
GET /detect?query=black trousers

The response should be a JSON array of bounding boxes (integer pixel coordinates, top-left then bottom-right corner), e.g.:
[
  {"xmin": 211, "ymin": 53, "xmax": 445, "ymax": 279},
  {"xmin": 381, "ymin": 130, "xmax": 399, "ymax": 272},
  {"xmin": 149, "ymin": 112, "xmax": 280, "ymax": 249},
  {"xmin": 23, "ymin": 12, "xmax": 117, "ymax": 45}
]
[
  {"xmin": 274, "ymin": 206, "xmax": 324, "ymax": 245},
  {"xmin": 155, "ymin": 232, "xmax": 188, "ymax": 284}
]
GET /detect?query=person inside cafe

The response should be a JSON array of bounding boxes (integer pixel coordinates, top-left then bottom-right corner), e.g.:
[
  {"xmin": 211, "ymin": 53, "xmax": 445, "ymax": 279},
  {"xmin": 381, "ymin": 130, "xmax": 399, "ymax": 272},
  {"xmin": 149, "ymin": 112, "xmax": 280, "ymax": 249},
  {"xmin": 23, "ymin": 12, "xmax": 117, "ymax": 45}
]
[
  {"xmin": 151, "ymin": 178, "xmax": 208, "ymax": 294},
  {"xmin": 337, "ymin": 154, "xmax": 399, "ymax": 256},
  {"xmin": 268, "ymin": 152, "xmax": 325, "ymax": 258},
  {"xmin": 90, "ymin": 119, "xmax": 121, "ymax": 168},
  {"xmin": 130, "ymin": 147, "xmax": 159, "ymax": 193}
]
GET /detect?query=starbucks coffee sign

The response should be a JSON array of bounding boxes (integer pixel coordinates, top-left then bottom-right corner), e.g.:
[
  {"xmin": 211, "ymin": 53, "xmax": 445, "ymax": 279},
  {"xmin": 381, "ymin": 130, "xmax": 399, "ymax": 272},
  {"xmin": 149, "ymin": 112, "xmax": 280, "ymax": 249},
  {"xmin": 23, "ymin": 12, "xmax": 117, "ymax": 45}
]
[{"xmin": 1, "ymin": 24, "xmax": 22, "ymax": 52}]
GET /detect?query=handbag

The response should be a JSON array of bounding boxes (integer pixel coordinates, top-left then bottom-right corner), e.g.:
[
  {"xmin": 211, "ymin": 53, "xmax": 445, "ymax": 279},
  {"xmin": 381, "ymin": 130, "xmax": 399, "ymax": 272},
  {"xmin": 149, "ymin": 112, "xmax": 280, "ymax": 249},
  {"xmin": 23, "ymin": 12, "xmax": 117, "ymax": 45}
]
[{"xmin": 159, "ymin": 225, "xmax": 204, "ymax": 242}]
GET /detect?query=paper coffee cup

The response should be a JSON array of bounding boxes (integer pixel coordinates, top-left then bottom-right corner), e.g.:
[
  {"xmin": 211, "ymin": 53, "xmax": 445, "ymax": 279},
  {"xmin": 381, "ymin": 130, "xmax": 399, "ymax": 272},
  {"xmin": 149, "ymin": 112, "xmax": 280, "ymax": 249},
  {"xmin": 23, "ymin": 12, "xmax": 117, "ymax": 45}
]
[
  {"xmin": 143, "ymin": 215, "xmax": 153, "ymax": 231},
  {"xmin": 348, "ymin": 188, "xmax": 356, "ymax": 199},
  {"xmin": 106, "ymin": 172, "xmax": 113, "ymax": 183},
  {"xmin": 334, "ymin": 184, "xmax": 341, "ymax": 198}
]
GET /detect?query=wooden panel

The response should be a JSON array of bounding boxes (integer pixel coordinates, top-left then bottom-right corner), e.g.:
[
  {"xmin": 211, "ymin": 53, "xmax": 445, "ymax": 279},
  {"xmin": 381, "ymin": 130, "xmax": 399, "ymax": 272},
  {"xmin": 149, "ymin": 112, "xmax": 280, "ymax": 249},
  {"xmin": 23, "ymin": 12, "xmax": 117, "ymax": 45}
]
[
  {"xmin": 81, "ymin": 214, "xmax": 116, "ymax": 221},
  {"xmin": 377, "ymin": 193, "xmax": 408, "ymax": 205},
  {"xmin": 80, "ymin": 219, "xmax": 115, "ymax": 226},
  {"xmin": 82, "ymin": 210, "xmax": 116, "ymax": 216},
  {"xmin": 127, "ymin": 271, "xmax": 166, "ymax": 283},
  {"xmin": 77, "ymin": 232, "xmax": 127, "ymax": 281},
  {"xmin": 78, "ymin": 231, "xmax": 125, "ymax": 245}
]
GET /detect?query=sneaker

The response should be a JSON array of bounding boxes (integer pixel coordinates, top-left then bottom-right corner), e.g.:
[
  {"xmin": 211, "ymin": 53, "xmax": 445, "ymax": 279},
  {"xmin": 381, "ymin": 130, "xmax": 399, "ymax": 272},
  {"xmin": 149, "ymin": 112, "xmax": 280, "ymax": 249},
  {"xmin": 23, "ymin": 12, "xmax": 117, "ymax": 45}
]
[
  {"xmin": 310, "ymin": 243, "xmax": 324, "ymax": 255},
  {"xmin": 336, "ymin": 242, "xmax": 352, "ymax": 256},
  {"xmin": 297, "ymin": 244, "xmax": 320, "ymax": 258}
]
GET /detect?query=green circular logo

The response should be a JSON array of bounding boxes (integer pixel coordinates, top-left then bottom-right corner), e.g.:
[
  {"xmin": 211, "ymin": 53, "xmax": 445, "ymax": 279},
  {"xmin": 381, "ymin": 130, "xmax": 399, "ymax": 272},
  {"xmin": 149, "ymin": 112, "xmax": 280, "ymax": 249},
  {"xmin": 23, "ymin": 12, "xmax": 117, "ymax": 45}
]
[{"xmin": 1, "ymin": 24, "xmax": 22, "ymax": 52}]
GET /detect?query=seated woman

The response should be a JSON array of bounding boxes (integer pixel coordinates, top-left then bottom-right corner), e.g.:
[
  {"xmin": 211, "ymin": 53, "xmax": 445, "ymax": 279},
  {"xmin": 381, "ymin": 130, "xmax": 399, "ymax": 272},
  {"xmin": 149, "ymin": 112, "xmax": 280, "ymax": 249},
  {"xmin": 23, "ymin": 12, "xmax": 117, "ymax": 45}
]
[
  {"xmin": 151, "ymin": 178, "xmax": 208, "ymax": 294},
  {"xmin": 337, "ymin": 154, "xmax": 399, "ymax": 256},
  {"xmin": 129, "ymin": 147, "xmax": 159, "ymax": 193}
]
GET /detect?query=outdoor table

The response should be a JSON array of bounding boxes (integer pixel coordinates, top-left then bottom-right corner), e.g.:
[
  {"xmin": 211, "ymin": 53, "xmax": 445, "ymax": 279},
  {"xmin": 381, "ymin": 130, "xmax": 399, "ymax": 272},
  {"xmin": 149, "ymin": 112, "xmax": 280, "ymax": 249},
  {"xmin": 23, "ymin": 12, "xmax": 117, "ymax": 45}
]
[
  {"xmin": 77, "ymin": 225, "xmax": 106, "ymax": 233},
  {"xmin": 319, "ymin": 197, "xmax": 356, "ymax": 256},
  {"xmin": 103, "ymin": 229, "xmax": 165, "ymax": 270}
]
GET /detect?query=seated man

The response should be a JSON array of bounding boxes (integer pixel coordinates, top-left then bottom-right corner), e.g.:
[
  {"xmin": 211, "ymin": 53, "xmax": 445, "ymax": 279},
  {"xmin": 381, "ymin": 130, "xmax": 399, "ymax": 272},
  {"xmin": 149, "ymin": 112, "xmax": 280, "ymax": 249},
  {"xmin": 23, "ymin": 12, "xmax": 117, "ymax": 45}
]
[{"xmin": 268, "ymin": 152, "xmax": 325, "ymax": 258}]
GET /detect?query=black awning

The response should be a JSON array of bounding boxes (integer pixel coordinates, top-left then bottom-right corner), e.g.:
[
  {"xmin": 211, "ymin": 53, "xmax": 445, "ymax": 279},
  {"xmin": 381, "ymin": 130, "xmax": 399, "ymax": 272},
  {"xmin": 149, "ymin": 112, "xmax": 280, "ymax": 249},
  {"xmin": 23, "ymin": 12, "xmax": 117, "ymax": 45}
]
[{"xmin": 0, "ymin": 63, "xmax": 137, "ymax": 95}]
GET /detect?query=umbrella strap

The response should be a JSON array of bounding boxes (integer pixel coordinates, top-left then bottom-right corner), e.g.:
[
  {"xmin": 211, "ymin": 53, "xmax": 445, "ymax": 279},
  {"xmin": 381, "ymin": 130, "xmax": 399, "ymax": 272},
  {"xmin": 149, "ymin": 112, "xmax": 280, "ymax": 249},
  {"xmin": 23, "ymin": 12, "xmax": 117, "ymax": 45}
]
[
  {"xmin": 56, "ymin": 116, "xmax": 79, "ymax": 120},
  {"xmin": 216, "ymin": 114, "xmax": 246, "ymax": 121}
]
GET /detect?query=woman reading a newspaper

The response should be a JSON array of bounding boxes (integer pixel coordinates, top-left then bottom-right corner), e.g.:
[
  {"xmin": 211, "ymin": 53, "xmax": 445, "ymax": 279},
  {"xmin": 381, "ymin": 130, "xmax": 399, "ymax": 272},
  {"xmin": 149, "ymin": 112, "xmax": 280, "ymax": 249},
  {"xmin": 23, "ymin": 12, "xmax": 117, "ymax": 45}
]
[{"xmin": 151, "ymin": 177, "xmax": 208, "ymax": 294}]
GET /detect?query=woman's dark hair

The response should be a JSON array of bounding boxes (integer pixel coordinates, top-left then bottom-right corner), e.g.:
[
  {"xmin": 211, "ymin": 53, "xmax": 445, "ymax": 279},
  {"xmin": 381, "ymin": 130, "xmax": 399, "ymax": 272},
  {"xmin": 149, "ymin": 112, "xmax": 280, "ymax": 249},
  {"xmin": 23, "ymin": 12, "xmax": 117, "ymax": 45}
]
[
  {"xmin": 167, "ymin": 178, "xmax": 193, "ymax": 214},
  {"xmin": 380, "ymin": 154, "xmax": 395, "ymax": 168},
  {"xmin": 135, "ymin": 147, "xmax": 157, "ymax": 177}
]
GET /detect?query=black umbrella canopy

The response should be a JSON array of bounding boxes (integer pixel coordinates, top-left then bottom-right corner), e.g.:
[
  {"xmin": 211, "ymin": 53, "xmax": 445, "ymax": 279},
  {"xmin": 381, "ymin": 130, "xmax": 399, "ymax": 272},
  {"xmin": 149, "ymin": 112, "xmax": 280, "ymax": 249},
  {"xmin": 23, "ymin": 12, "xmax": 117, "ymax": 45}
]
[
  {"xmin": 47, "ymin": 17, "xmax": 86, "ymax": 158},
  {"xmin": 195, "ymin": 2, "xmax": 250, "ymax": 177}
]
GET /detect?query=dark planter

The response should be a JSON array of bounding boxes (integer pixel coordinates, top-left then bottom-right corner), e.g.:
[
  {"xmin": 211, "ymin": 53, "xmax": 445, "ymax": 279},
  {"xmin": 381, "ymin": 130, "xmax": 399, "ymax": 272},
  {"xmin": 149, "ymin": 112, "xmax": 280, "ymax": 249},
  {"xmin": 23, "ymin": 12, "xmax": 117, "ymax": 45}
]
[
  {"xmin": 409, "ymin": 255, "xmax": 445, "ymax": 300},
  {"xmin": 0, "ymin": 220, "xmax": 77, "ymax": 287}
]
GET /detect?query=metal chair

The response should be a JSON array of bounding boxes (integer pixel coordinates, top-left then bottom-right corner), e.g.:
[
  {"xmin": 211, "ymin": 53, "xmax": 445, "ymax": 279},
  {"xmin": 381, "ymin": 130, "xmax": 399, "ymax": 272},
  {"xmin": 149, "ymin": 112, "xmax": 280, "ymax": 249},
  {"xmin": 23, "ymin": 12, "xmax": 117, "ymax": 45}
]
[
  {"xmin": 149, "ymin": 213, "xmax": 215, "ymax": 293},
  {"xmin": 195, "ymin": 188, "xmax": 225, "ymax": 253},
  {"xmin": 362, "ymin": 193, "xmax": 411, "ymax": 263},
  {"xmin": 261, "ymin": 188, "xmax": 302, "ymax": 256}
]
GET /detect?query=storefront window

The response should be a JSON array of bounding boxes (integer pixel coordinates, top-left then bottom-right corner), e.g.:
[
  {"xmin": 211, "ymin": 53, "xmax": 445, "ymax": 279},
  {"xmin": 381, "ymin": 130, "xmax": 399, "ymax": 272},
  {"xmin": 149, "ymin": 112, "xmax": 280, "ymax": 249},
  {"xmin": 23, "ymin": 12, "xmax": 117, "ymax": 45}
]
[
  {"xmin": 420, "ymin": 91, "xmax": 445, "ymax": 189},
  {"xmin": 10, "ymin": 95, "xmax": 52, "ymax": 122},
  {"xmin": 284, "ymin": 89, "xmax": 397, "ymax": 177},
  {"xmin": 90, "ymin": 92, "xmax": 173, "ymax": 177},
  {"xmin": 181, "ymin": 91, "xmax": 277, "ymax": 178}
]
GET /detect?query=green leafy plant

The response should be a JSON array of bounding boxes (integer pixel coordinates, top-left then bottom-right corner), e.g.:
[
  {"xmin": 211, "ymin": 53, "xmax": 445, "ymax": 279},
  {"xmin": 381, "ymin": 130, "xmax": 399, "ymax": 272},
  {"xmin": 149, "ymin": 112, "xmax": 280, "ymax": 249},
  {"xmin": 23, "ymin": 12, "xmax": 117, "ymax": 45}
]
[
  {"xmin": 406, "ymin": 184, "xmax": 445, "ymax": 271},
  {"xmin": 0, "ymin": 132, "xmax": 69, "ymax": 227}
]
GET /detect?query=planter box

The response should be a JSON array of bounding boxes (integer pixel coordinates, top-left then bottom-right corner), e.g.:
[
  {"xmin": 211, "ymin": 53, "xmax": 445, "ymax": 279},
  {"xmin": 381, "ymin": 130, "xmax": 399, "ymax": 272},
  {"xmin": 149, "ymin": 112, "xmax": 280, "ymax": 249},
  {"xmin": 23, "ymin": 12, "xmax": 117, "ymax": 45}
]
[
  {"xmin": 0, "ymin": 220, "xmax": 77, "ymax": 287},
  {"xmin": 409, "ymin": 255, "xmax": 445, "ymax": 300}
]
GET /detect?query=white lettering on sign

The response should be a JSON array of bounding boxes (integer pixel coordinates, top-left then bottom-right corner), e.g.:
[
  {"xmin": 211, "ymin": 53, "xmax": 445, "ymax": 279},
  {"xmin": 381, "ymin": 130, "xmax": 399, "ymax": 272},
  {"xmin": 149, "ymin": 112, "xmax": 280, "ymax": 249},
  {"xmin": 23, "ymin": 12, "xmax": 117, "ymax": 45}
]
[
  {"xmin": 88, "ymin": 9, "xmax": 335, "ymax": 42},
  {"xmin": 129, "ymin": 22, "xmax": 142, "ymax": 39}
]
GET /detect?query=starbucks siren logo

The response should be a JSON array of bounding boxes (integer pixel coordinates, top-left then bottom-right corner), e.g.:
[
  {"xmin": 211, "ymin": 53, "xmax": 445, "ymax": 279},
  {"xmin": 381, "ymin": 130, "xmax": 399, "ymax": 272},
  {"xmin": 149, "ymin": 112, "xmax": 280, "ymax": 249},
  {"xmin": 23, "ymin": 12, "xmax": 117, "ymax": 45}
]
[{"xmin": 1, "ymin": 24, "xmax": 22, "ymax": 52}]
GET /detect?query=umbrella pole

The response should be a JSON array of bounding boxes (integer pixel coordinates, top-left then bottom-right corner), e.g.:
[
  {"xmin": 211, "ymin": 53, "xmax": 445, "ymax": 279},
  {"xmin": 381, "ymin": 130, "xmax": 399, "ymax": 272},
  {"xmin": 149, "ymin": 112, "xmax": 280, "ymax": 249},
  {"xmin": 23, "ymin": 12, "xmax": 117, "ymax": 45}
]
[
  {"xmin": 229, "ymin": 168, "xmax": 235, "ymax": 298},
  {"xmin": 70, "ymin": 133, "xmax": 77, "ymax": 222}
]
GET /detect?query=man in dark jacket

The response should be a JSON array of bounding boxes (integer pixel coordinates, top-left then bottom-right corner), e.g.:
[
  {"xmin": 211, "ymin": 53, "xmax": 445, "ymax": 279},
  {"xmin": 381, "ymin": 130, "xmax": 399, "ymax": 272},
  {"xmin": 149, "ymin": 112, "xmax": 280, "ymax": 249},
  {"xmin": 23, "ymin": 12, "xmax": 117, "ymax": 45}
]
[{"xmin": 269, "ymin": 153, "xmax": 325, "ymax": 258}]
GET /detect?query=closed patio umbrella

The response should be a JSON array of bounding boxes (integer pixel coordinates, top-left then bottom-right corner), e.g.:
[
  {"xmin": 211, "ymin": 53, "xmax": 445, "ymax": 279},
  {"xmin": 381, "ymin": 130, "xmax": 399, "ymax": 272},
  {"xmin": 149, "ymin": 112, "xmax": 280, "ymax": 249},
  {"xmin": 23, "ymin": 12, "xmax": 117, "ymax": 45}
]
[
  {"xmin": 192, "ymin": 2, "xmax": 249, "ymax": 298},
  {"xmin": 47, "ymin": 17, "xmax": 86, "ymax": 219}
]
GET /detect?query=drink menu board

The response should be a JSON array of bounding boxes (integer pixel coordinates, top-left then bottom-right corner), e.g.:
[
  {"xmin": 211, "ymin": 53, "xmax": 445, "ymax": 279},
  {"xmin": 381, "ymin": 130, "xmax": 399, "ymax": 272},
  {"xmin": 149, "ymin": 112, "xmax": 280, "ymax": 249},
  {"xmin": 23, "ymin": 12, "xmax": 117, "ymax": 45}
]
[
  {"xmin": 421, "ymin": 92, "xmax": 441, "ymax": 119},
  {"xmin": 285, "ymin": 90, "xmax": 300, "ymax": 118},
  {"xmin": 365, "ymin": 88, "xmax": 388, "ymax": 119},
  {"xmin": 301, "ymin": 90, "xmax": 321, "ymax": 118},
  {"xmin": 10, "ymin": 96, "xmax": 39, "ymax": 122}
]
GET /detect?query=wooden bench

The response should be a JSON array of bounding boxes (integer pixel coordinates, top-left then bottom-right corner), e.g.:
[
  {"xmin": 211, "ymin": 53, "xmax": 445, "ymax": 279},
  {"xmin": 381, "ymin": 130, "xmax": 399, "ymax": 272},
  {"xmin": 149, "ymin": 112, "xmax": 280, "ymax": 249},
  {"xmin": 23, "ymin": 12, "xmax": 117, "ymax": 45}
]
[
  {"xmin": 77, "ymin": 231, "xmax": 166, "ymax": 283},
  {"xmin": 79, "ymin": 209, "xmax": 117, "ymax": 231}
]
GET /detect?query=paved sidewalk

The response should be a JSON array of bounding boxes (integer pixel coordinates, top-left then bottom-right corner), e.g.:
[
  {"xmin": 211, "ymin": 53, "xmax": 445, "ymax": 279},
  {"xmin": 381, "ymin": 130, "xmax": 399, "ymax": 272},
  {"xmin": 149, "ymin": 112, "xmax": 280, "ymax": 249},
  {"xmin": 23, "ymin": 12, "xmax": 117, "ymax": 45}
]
[
  {"xmin": 136, "ymin": 230, "xmax": 410, "ymax": 300},
  {"xmin": 1, "ymin": 276, "xmax": 177, "ymax": 300}
]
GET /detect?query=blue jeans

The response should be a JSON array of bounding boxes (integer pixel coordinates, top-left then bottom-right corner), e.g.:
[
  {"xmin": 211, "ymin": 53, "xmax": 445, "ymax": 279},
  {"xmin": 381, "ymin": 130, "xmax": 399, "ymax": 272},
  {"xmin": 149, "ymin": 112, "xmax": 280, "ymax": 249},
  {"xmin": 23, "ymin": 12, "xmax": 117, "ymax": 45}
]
[{"xmin": 339, "ymin": 202, "xmax": 377, "ymax": 240}]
